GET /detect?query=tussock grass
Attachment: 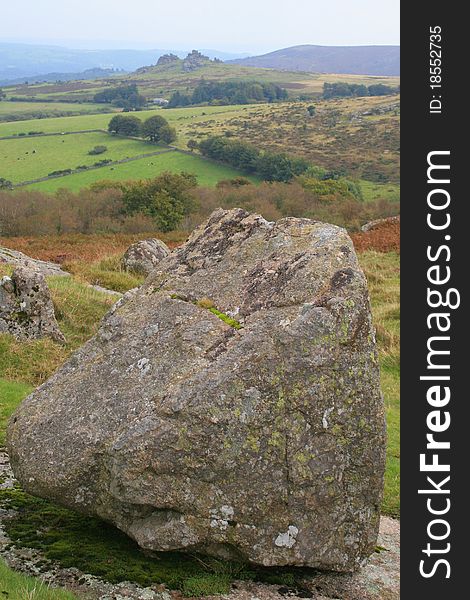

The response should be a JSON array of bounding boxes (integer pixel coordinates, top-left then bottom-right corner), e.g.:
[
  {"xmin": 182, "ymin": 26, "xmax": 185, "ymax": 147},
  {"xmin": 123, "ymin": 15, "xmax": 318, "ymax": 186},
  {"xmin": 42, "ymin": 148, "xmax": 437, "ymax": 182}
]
[
  {"xmin": 0, "ymin": 276, "xmax": 116, "ymax": 386},
  {"xmin": 0, "ymin": 559, "xmax": 77, "ymax": 600},
  {"xmin": 359, "ymin": 250, "xmax": 400, "ymax": 517},
  {"xmin": 64, "ymin": 254, "xmax": 144, "ymax": 293}
]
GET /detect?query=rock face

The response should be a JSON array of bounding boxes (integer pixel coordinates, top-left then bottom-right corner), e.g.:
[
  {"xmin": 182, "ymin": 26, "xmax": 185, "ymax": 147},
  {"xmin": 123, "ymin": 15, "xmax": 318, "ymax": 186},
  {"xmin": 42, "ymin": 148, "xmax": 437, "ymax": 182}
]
[
  {"xmin": 8, "ymin": 209, "xmax": 385, "ymax": 571},
  {"xmin": 0, "ymin": 246, "xmax": 70, "ymax": 277},
  {"xmin": 122, "ymin": 238, "xmax": 171, "ymax": 275},
  {"xmin": 0, "ymin": 267, "xmax": 65, "ymax": 343}
]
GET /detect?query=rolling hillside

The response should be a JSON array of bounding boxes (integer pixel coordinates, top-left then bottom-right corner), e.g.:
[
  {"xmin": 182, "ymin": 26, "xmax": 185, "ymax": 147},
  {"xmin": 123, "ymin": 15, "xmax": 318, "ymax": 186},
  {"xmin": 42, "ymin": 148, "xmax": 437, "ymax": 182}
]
[
  {"xmin": 0, "ymin": 42, "xmax": 250, "ymax": 83},
  {"xmin": 229, "ymin": 44, "xmax": 400, "ymax": 76}
]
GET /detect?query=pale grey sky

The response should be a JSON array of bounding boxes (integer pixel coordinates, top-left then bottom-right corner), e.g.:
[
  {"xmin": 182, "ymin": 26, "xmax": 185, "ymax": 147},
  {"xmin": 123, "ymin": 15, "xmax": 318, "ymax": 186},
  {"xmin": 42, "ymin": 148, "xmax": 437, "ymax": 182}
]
[{"xmin": 1, "ymin": 0, "xmax": 400, "ymax": 53}]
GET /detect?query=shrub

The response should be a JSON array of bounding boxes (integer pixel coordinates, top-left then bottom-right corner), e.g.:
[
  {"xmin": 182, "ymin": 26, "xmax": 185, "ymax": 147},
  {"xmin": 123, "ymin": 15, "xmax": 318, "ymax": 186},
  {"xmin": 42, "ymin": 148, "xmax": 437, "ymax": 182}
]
[
  {"xmin": 88, "ymin": 145, "xmax": 108, "ymax": 155},
  {"xmin": 0, "ymin": 177, "xmax": 12, "ymax": 189}
]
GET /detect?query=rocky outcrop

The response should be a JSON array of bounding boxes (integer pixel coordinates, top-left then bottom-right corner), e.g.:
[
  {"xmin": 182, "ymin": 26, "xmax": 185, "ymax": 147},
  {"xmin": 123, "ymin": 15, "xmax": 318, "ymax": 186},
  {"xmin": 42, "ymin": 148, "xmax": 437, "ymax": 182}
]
[
  {"xmin": 122, "ymin": 238, "xmax": 171, "ymax": 275},
  {"xmin": 361, "ymin": 215, "xmax": 400, "ymax": 232},
  {"xmin": 0, "ymin": 266, "xmax": 65, "ymax": 343},
  {"xmin": 0, "ymin": 246, "xmax": 70, "ymax": 277},
  {"xmin": 182, "ymin": 50, "xmax": 211, "ymax": 71},
  {"xmin": 156, "ymin": 53, "xmax": 180, "ymax": 66},
  {"xmin": 8, "ymin": 209, "xmax": 385, "ymax": 570}
]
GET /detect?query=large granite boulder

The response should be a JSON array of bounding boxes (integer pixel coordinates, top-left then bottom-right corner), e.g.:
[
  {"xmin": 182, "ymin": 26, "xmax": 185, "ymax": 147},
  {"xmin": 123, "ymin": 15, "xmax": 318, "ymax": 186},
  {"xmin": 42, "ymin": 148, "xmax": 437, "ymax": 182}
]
[
  {"xmin": 7, "ymin": 209, "xmax": 385, "ymax": 571},
  {"xmin": 0, "ymin": 266, "xmax": 65, "ymax": 343},
  {"xmin": 122, "ymin": 238, "xmax": 171, "ymax": 275}
]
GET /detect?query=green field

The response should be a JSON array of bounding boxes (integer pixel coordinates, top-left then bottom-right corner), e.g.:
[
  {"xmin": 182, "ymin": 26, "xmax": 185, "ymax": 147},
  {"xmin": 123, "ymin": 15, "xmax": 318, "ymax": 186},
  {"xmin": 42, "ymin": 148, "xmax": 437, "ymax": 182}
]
[
  {"xmin": 0, "ymin": 104, "xmax": 252, "ymax": 137},
  {"xmin": 359, "ymin": 179, "xmax": 401, "ymax": 203},
  {"xmin": 26, "ymin": 150, "xmax": 258, "ymax": 192},
  {"xmin": 0, "ymin": 100, "xmax": 116, "ymax": 121},
  {"xmin": 1, "ymin": 132, "xmax": 163, "ymax": 183}
]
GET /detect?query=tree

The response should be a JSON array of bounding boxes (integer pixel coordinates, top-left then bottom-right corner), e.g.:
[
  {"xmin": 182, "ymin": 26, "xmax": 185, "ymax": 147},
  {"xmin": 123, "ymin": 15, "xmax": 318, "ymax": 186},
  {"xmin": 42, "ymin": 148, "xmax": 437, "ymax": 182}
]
[
  {"xmin": 307, "ymin": 105, "xmax": 316, "ymax": 116},
  {"xmin": 159, "ymin": 124, "xmax": 177, "ymax": 144},
  {"xmin": 108, "ymin": 115, "xmax": 142, "ymax": 136},
  {"xmin": 255, "ymin": 152, "xmax": 309, "ymax": 182},
  {"xmin": 121, "ymin": 172, "xmax": 197, "ymax": 231},
  {"xmin": 94, "ymin": 84, "xmax": 146, "ymax": 109},
  {"xmin": 0, "ymin": 177, "xmax": 12, "ymax": 189},
  {"xmin": 187, "ymin": 139, "xmax": 198, "ymax": 152},
  {"xmin": 0, "ymin": 89, "xmax": 6, "ymax": 100},
  {"xmin": 142, "ymin": 115, "xmax": 176, "ymax": 144}
]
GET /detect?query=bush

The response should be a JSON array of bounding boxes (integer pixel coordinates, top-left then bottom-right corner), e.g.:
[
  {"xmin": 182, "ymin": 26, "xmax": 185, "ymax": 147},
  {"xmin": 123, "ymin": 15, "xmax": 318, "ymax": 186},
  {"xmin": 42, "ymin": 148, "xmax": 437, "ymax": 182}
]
[
  {"xmin": 323, "ymin": 82, "xmax": 398, "ymax": 99},
  {"xmin": 48, "ymin": 169, "xmax": 73, "ymax": 177},
  {"xmin": 88, "ymin": 145, "xmax": 108, "ymax": 155},
  {"xmin": 93, "ymin": 159, "xmax": 112, "ymax": 167},
  {"xmin": 0, "ymin": 177, "xmax": 12, "ymax": 189}
]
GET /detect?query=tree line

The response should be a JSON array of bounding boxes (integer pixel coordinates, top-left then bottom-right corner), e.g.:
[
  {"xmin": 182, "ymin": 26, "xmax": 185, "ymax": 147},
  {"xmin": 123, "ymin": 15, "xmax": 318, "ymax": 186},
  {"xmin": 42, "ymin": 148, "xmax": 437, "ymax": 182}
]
[
  {"xmin": 196, "ymin": 136, "xmax": 309, "ymax": 182},
  {"xmin": 0, "ymin": 173, "xmax": 399, "ymax": 237},
  {"xmin": 94, "ymin": 84, "xmax": 147, "ymax": 110},
  {"xmin": 167, "ymin": 81, "xmax": 288, "ymax": 108},
  {"xmin": 323, "ymin": 82, "xmax": 399, "ymax": 99},
  {"xmin": 108, "ymin": 114, "xmax": 176, "ymax": 144}
]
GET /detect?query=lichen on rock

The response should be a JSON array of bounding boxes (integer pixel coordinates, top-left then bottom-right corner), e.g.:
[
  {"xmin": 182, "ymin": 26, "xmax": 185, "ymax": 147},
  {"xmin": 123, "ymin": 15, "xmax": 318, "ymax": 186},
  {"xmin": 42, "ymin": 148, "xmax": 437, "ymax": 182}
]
[
  {"xmin": 0, "ymin": 266, "xmax": 65, "ymax": 343},
  {"xmin": 122, "ymin": 238, "xmax": 171, "ymax": 276},
  {"xmin": 7, "ymin": 208, "xmax": 385, "ymax": 571}
]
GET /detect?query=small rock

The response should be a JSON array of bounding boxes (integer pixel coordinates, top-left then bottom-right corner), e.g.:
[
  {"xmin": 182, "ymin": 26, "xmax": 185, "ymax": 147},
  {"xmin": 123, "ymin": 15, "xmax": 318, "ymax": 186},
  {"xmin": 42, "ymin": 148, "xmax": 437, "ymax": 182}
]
[
  {"xmin": 361, "ymin": 215, "xmax": 400, "ymax": 232},
  {"xmin": 122, "ymin": 239, "xmax": 171, "ymax": 276},
  {"xmin": 0, "ymin": 266, "xmax": 65, "ymax": 343}
]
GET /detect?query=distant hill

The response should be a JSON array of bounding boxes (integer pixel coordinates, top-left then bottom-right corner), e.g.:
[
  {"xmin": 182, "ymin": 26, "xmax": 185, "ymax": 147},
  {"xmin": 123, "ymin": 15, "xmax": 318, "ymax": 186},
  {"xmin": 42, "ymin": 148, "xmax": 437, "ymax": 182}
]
[
  {"xmin": 0, "ymin": 68, "xmax": 123, "ymax": 86},
  {"xmin": 0, "ymin": 43, "xmax": 251, "ymax": 82},
  {"xmin": 228, "ymin": 45, "xmax": 400, "ymax": 76}
]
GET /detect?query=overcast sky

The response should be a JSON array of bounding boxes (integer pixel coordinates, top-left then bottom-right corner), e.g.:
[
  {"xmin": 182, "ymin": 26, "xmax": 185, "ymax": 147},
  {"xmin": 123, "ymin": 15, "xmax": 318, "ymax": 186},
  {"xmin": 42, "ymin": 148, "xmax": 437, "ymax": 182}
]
[{"xmin": 1, "ymin": 0, "xmax": 400, "ymax": 52}]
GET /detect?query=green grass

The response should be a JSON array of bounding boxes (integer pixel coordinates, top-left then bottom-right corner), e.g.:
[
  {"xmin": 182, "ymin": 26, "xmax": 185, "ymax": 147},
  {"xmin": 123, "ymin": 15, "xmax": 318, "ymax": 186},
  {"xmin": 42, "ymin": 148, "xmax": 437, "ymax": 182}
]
[
  {"xmin": 358, "ymin": 179, "xmax": 400, "ymax": 203},
  {"xmin": 0, "ymin": 276, "xmax": 116, "ymax": 386},
  {"xmin": 0, "ymin": 101, "xmax": 115, "ymax": 122},
  {"xmin": 1, "ymin": 132, "xmax": 163, "ymax": 183},
  {"xmin": 0, "ymin": 379, "xmax": 33, "ymax": 445},
  {"xmin": 0, "ymin": 559, "xmax": 77, "ymax": 600},
  {"xmin": 26, "ymin": 150, "xmax": 258, "ymax": 192},
  {"xmin": 65, "ymin": 254, "xmax": 144, "ymax": 293},
  {"xmin": 0, "ymin": 105, "xmax": 250, "ymax": 137},
  {"xmin": 0, "ymin": 486, "xmax": 306, "ymax": 596},
  {"xmin": 359, "ymin": 251, "xmax": 400, "ymax": 517}
]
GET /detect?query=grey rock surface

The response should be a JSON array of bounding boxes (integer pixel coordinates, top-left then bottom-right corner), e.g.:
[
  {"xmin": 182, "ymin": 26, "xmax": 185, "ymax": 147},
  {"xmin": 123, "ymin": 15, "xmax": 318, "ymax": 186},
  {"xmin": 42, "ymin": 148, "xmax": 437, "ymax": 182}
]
[
  {"xmin": 8, "ymin": 208, "xmax": 385, "ymax": 570},
  {"xmin": 361, "ymin": 216, "xmax": 400, "ymax": 232},
  {"xmin": 0, "ymin": 451, "xmax": 399, "ymax": 600},
  {"xmin": 0, "ymin": 246, "xmax": 70, "ymax": 277},
  {"xmin": 0, "ymin": 266, "xmax": 65, "ymax": 343},
  {"xmin": 122, "ymin": 238, "xmax": 171, "ymax": 275}
]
